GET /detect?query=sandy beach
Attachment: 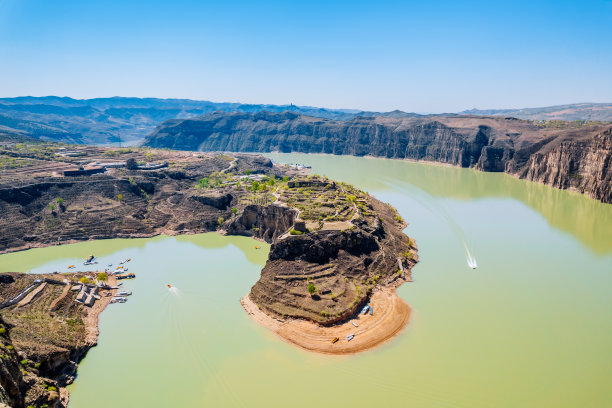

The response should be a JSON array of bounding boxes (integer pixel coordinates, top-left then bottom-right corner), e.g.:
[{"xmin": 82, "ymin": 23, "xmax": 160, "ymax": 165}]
[{"xmin": 241, "ymin": 288, "xmax": 411, "ymax": 355}]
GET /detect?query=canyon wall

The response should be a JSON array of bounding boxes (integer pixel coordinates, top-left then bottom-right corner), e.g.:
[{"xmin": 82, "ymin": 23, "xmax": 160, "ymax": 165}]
[{"xmin": 145, "ymin": 112, "xmax": 612, "ymax": 203}]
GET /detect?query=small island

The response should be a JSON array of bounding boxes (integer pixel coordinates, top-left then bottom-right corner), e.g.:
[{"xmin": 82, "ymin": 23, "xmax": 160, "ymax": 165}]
[{"xmin": 0, "ymin": 138, "xmax": 417, "ymax": 407}]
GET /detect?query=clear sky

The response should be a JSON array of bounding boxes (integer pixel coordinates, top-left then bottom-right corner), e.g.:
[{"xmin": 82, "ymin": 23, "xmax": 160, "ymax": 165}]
[{"xmin": 0, "ymin": 0, "xmax": 610, "ymax": 112}]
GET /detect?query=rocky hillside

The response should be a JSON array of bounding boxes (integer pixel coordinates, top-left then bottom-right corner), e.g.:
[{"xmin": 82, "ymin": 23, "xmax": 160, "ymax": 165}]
[{"xmin": 144, "ymin": 112, "xmax": 612, "ymax": 203}]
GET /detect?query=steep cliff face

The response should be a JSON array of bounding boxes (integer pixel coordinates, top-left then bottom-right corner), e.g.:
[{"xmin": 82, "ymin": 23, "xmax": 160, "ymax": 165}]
[
  {"xmin": 0, "ymin": 317, "xmax": 25, "ymax": 408},
  {"xmin": 145, "ymin": 112, "xmax": 612, "ymax": 203},
  {"xmin": 517, "ymin": 128, "xmax": 611, "ymax": 203}
]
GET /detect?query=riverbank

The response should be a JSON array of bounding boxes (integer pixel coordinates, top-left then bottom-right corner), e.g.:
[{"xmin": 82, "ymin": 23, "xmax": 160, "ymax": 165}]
[
  {"xmin": 241, "ymin": 288, "xmax": 411, "ymax": 354},
  {"xmin": 0, "ymin": 272, "xmax": 118, "ymax": 408}
]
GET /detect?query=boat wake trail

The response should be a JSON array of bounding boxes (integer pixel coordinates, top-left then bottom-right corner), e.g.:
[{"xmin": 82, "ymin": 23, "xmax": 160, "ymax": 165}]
[
  {"xmin": 383, "ymin": 178, "xmax": 478, "ymax": 270},
  {"xmin": 464, "ymin": 244, "xmax": 478, "ymax": 269}
]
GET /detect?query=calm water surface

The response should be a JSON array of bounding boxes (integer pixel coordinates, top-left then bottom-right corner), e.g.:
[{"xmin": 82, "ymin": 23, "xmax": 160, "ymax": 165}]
[{"xmin": 1, "ymin": 153, "xmax": 610, "ymax": 407}]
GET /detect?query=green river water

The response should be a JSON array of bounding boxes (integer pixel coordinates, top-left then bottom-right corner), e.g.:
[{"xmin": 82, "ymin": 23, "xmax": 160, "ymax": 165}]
[{"xmin": 1, "ymin": 153, "xmax": 611, "ymax": 407}]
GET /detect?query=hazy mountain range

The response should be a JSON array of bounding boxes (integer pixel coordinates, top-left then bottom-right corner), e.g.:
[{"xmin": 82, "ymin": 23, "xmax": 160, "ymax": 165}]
[{"xmin": 0, "ymin": 96, "xmax": 610, "ymax": 145}]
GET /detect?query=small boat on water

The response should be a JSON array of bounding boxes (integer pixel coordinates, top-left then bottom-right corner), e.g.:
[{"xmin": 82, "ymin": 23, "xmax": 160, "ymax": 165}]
[
  {"xmin": 110, "ymin": 297, "xmax": 127, "ymax": 304},
  {"xmin": 361, "ymin": 305, "xmax": 370, "ymax": 314},
  {"xmin": 351, "ymin": 321, "xmax": 359, "ymax": 327},
  {"xmin": 67, "ymin": 265, "xmax": 75, "ymax": 269},
  {"xmin": 369, "ymin": 306, "xmax": 373, "ymax": 316},
  {"xmin": 116, "ymin": 273, "xmax": 135, "ymax": 280},
  {"xmin": 347, "ymin": 334, "xmax": 354, "ymax": 342},
  {"xmin": 331, "ymin": 337, "xmax": 339, "ymax": 344},
  {"xmin": 167, "ymin": 284, "xmax": 172, "ymax": 288},
  {"xmin": 116, "ymin": 291, "xmax": 132, "ymax": 296},
  {"xmin": 86, "ymin": 255, "xmax": 95, "ymax": 263}
]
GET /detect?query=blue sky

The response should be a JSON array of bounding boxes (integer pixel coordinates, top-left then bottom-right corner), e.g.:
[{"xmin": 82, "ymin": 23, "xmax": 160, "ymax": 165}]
[{"xmin": 0, "ymin": 0, "xmax": 610, "ymax": 112}]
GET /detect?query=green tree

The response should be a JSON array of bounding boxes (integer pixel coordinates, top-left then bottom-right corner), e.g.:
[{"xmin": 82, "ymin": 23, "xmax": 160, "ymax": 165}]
[
  {"xmin": 56, "ymin": 197, "xmax": 64, "ymax": 206},
  {"xmin": 307, "ymin": 283, "xmax": 316, "ymax": 295},
  {"xmin": 232, "ymin": 207, "xmax": 238, "ymax": 216},
  {"xmin": 217, "ymin": 216, "xmax": 224, "ymax": 226},
  {"xmin": 117, "ymin": 194, "xmax": 123, "ymax": 202},
  {"xmin": 49, "ymin": 203, "xmax": 55, "ymax": 211},
  {"xmin": 97, "ymin": 272, "xmax": 108, "ymax": 282}
]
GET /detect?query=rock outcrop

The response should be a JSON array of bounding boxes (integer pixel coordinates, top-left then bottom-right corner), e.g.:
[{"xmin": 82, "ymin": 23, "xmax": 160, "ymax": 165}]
[{"xmin": 145, "ymin": 112, "xmax": 612, "ymax": 203}]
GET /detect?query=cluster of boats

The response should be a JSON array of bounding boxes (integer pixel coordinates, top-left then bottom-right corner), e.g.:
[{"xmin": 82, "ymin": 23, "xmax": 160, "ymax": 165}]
[
  {"xmin": 111, "ymin": 290, "xmax": 132, "ymax": 304},
  {"xmin": 330, "ymin": 304, "xmax": 374, "ymax": 344}
]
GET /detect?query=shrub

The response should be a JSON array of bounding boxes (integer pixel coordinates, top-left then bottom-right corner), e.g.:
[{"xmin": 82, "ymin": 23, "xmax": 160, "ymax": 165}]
[
  {"xmin": 0, "ymin": 327, "xmax": 6, "ymax": 335},
  {"xmin": 217, "ymin": 216, "xmax": 224, "ymax": 226},
  {"xmin": 6, "ymin": 345, "xmax": 14, "ymax": 351},
  {"xmin": 96, "ymin": 272, "xmax": 108, "ymax": 282},
  {"xmin": 117, "ymin": 194, "xmax": 123, "ymax": 202},
  {"xmin": 307, "ymin": 283, "xmax": 316, "ymax": 295},
  {"xmin": 56, "ymin": 197, "xmax": 64, "ymax": 206},
  {"xmin": 232, "ymin": 207, "xmax": 238, "ymax": 216},
  {"xmin": 20, "ymin": 359, "xmax": 28, "ymax": 366},
  {"xmin": 289, "ymin": 229, "xmax": 304, "ymax": 235},
  {"xmin": 47, "ymin": 386, "xmax": 57, "ymax": 392},
  {"xmin": 197, "ymin": 178, "xmax": 209, "ymax": 188},
  {"xmin": 49, "ymin": 203, "xmax": 55, "ymax": 211},
  {"xmin": 319, "ymin": 310, "xmax": 328, "ymax": 317},
  {"xmin": 79, "ymin": 277, "xmax": 92, "ymax": 284}
]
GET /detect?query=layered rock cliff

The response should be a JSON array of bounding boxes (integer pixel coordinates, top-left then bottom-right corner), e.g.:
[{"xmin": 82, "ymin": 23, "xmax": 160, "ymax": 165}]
[{"xmin": 145, "ymin": 112, "xmax": 612, "ymax": 203}]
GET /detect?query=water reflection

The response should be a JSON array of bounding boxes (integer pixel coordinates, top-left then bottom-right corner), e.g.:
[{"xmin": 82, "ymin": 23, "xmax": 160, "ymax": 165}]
[{"xmin": 268, "ymin": 153, "xmax": 612, "ymax": 254}]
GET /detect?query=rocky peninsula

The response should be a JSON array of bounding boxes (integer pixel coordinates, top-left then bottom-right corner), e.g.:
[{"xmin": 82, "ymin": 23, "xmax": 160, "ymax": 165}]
[{"xmin": 0, "ymin": 139, "xmax": 417, "ymax": 406}]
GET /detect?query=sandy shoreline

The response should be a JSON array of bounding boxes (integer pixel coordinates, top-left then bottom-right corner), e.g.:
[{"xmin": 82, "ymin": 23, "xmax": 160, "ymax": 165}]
[{"xmin": 241, "ymin": 288, "xmax": 411, "ymax": 355}]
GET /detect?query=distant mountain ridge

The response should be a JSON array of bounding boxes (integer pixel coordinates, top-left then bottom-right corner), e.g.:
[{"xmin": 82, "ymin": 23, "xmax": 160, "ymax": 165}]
[
  {"xmin": 0, "ymin": 96, "xmax": 369, "ymax": 145},
  {"xmin": 462, "ymin": 103, "xmax": 612, "ymax": 122},
  {"xmin": 0, "ymin": 97, "xmax": 610, "ymax": 145}
]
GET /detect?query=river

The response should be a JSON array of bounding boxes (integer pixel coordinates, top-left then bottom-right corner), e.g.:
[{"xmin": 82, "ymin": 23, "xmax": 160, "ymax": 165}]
[{"xmin": 1, "ymin": 153, "xmax": 610, "ymax": 407}]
